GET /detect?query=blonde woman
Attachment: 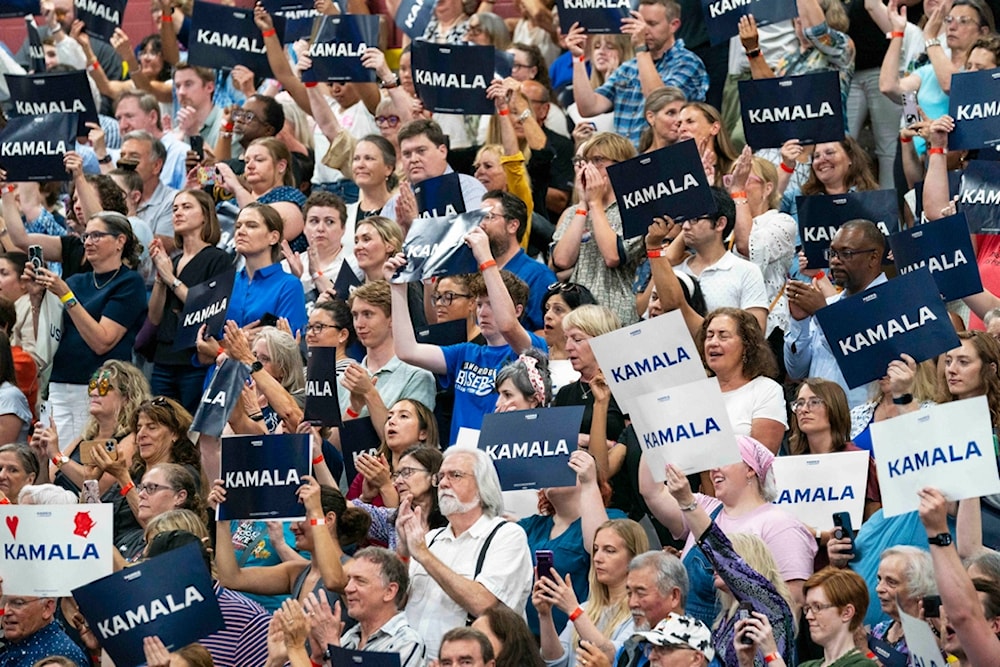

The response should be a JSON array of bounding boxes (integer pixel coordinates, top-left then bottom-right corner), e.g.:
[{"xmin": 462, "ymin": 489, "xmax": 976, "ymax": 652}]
[{"xmin": 567, "ymin": 35, "xmax": 634, "ymax": 137}]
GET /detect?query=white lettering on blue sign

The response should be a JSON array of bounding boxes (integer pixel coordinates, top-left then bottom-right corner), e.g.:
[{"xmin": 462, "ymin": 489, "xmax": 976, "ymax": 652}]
[
  {"xmin": 96, "ymin": 586, "xmax": 205, "ymax": 639},
  {"xmin": 414, "ymin": 71, "xmax": 487, "ymax": 88},
  {"xmin": 563, "ymin": 0, "xmax": 630, "ymax": 8},
  {"xmin": 306, "ymin": 380, "xmax": 333, "ymax": 396},
  {"xmin": 956, "ymin": 100, "xmax": 1000, "ymax": 121},
  {"xmin": 224, "ymin": 468, "xmax": 302, "ymax": 487},
  {"xmin": 201, "ymin": 389, "xmax": 226, "ymax": 406},
  {"xmin": 14, "ymin": 99, "xmax": 86, "ymax": 115},
  {"xmin": 886, "ymin": 441, "xmax": 983, "ymax": 478},
  {"xmin": 195, "ymin": 30, "xmax": 266, "ymax": 54},
  {"xmin": 708, "ymin": 0, "xmax": 752, "ymax": 17},
  {"xmin": 0, "ymin": 140, "xmax": 68, "ymax": 156},
  {"xmin": 75, "ymin": 0, "xmax": 120, "ymax": 22},
  {"xmin": 898, "ymin": 251, "xmax": 968, "ymax": 275},
  {"xmin": 642, "ymin": 418, "xmax": 721, "ymax": 447},
  {"xmin": 837, "ymin": 306, "xmax": 938, "ymax": 355},
  {"xmin": 310, "ymin": 42, "xmax": 367, "ymax": 57},
  {"xmin": 962, "ymin": 189, "xmax": 1000, "ymax": 206},
  {"xmin": 182, "ymin": 297, "xmax": 227, "ymax": 327},
  {"xmin": 747, "ymin": 103, "xmax": 835, "ymax": 124},
  {"xmin": 621, "ymin": 174, "xmax": 699, "ymax": 209},
  {"xmin": 486, "ymin": 439, "xmax": 570, "ymax": 459},
  {"xmin": 610, "ymin": 347, "xmax": 692, "ymax": 383},
  {"xmin": 404, "ymin": 0, "xmax": 425, "ymax": 29}
]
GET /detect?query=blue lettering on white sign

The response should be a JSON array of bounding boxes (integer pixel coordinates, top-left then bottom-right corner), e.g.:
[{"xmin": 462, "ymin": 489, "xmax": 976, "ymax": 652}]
[
  {"xmin": 3, "ymin": 543, "xmax": 100, "ymax": 560},
  {"xmin": 775, "ymin": 485, "xmax": 856, "ymax": 504},
  {"xmin": 610, "ymin": 347, "xmax": 693, "ymax": 383},
  {"xmin": 642, "ymin": 418, "xmax": 721, "ymax": 447},
  {"xmin": 886, "ymin": 441, "xmax": 983, "ymax": 478}
]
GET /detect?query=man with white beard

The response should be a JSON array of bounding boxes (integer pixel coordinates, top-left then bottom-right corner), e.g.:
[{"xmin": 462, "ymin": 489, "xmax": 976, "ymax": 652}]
[
  {"xmin": 611, "ymin": 551, "xmax": 690, "ymax": 667},
  {"xmin": 397, "ymin": 447, "xmax": 533, "ymax": 661}
]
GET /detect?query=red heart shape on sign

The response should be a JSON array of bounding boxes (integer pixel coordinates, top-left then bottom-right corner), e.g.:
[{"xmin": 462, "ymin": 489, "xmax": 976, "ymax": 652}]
[{"xmin": 5, "ymin": 515, "xmax": 17, "ymax": 539}]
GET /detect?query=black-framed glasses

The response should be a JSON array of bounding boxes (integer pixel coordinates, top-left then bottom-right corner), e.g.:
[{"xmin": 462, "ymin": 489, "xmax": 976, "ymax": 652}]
[
  {"xmin": 305, "ymin": 323, "xmax": 342, "ymax": 334},
  {"xmin": 375, "ymin": 115, "xmax": 401, "ymax": 128},
  {"xmin": 432, "ymin": 470, "xmax": 472, "ymax": 486},
  {"xmin": 231, "ymin": 109, "xmax": 260, "ymax": 124},
  {"xmin": 802, "ymin": 602, "xmax": 837, "ymax": 615},
  {"xmin": 391, "ymin": 466, "xmax": 428, "ymax": 481},
  {"xmin": 431, "ymin": 291, "xmax": 472, "ymax": 306},
  {"xmin": 81, "ymin": 230, "xmax": 118, "ymax": 243},
  {"xmin": 136, "ymin": 482, "xmax": 176, "ymax": 495},
  {"xmin": 467, "ymin": 23, "xmax": 484, "ymax": 35},
  {"xmin": 824, "ymin": 247, "xmax": 877, "ymax": 261}
]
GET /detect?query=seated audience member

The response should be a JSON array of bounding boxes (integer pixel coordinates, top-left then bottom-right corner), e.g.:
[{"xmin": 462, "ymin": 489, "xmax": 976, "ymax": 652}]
[
  {"xmin": 436, "ymin": 627, "xmax": 498, "ymax": 667},
  {"xmin": 472, "ymin": 604, "xmax": 546, "ymax": 667},
  {"xmin": 389, "ymin": 233, "xmax": 545, "ymax": 445},
  {"xmin": 638, "ymin": 86, "xmax": 687, "ymax": 153},
  {"xmin": 304, "ymin": 546, "xmax": 425, "ymax": 667},
  {"xmin": 0, "ymin": 594, "xmax": 89, "ymax": 666},
  {"xmin": 567, "ymin": 35, "xmax": 635, "ymax": 137},
  {"xmin": 119, "ymin": 130, "xmax": 178, "ymax": 247},
  {"xmin": 564, "ymin": 0, "xmax": 709, "ymax": 147},
  {"xmin": 382, "ymin": 120, "xmax": 487, "ymax": 229},
  {"xmin": 866, "ymin": 546, "xmax": 936, "ymax": 662},
  {"xmin": 398, "ymin": 447, "xmax": 533, "ymax": 660},
  {"xmin": 283, "ymin": 191, "xmax": 363, "ymax": 306},
  {"xmin": 849, "ymin": 355, "xmax": 937, "ymax": 453},
  {"xmin": 337, "ymin": 280, "xmax": 436, "ymax": 424},
  {"xmin": 784, "ymin": 220, "xmax": 887, "ymax": 409},
  {"xmin": 632, "ymin": 613, "xmax": 715, "ymax": 667},
  {"xmin": 0, "ymin": 444, "xmax": 38, "ymax": 505},
  {"xmin": 541, "ymin": 282, "xmax": 596, "ymax": 393}
]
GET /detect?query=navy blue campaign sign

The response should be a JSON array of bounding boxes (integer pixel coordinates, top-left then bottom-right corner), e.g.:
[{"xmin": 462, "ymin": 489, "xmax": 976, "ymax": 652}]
[
  {"xmin": 26, "ymin": 17, "xmax": 45, "ymax": 73},
  {"xmin": 174, "ymin": 270, "xmax": 236, "ymax": 349},
  {"xmin": 796, "ymin": 190, "xmax": 899, "ymax": 268},
  {"xmin": 414, "ymin": 172, "xmax": 466, "ymax": 217},
  {"xmin": 339, "ymin": 416, "xmax": 380, "ymax": 483},
  {"xmin": 328, "ymin": 645, "xmax": 401, "ymax": 667},
  {"xmin": 959, "ymin": 160, "xmax": 1000, "ymax": 234},
  {"xmin": 739, "ymin": 71, "xmax": 843, "ymax": 148},
  {"xmin": 302, "ymin": 15, "xmax": 379, "ymax": 83},
  {"xmin": 218, "ymin": 433, "xmax": 310, "ymax": 521},
  {"xmin": 815, "ymin": 268, "xmax": 960, "ymax": 389},
  {"xmin": 554, "ymin": 0, "xmax": 637, "ymax": 33},
  {"xmin": 412, "ymin": 41, "xmax": 494, "ymax": 115},
  {"xmin": 0, "ymin": 114, "xmax": 76, "ymax": 182},
  {"xmin": 262, "ymin": 0, "xmax": 323, "ymax": 42},
  {"xmin": 395, "ymin": 0, "xmax": 434, "ymax": 39},
  {"xmin": 478, "ymin": 406, "xmax": 584, "ymax": 491},
  {"xmin": 191, "ymin": 358, "xmax": 251, "ymax": 437},
  {"xmin": 702, "ymin": 0, "xmax": 796, "ymax": 45},
  {"xmin": 948, "ymin": 68, "xmax": 1000, "ymax": 152},
  {"xmin": 75, "ymin": 0, "xmax": 127, "ymax": 41},
  {"xmin": 392, "ymin": 209, "xmax": 486, "ymax": 283},
  {"xmin": 187, "ymin": 1, "xmax": 274, "ymax": 77},
  {"xmin": 889, "ymin": 212, "xmax": 981, "ymax": 301},
  {"xmin": 607, "ymin": 139, "xmax": 716, "ymax": 240},
  {"xmin": 5, "ymin": 70, "xmax": 98, "ymax": 135},
  {"xmin": 304, "ymin": 347, "xmax": 341, "ymax": 427},
  {"xmin": 73, "ymin": 542, "xmax": 224, "ymax": 667},
  {"xmin": 333, "ymin": 259, "xmax": 363, "ymax": 299},
  {"xmin": 416, "ymin": 318, "xmax": 468, "ymax": 346},
  {"xmin": 0, "ymin": 0, "xmax": 39, "ymax": 17}
]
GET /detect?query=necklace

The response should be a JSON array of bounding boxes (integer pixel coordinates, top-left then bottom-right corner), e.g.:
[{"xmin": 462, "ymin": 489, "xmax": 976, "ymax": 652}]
[{"xmin": 93, "ymin": 266, "xmax": 122, "ymax": 290}]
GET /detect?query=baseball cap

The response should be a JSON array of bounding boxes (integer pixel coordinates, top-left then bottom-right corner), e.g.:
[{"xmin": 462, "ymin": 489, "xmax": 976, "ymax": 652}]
[{"xmin": 632, "ymin": 613, "xmax": 715, "ymax": 662}]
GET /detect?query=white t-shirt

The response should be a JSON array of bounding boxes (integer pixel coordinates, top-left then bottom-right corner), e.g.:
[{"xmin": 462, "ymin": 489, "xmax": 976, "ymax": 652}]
[{"xmin": 722, "ymin": 375, "xmax": 788, "ymax": 437}]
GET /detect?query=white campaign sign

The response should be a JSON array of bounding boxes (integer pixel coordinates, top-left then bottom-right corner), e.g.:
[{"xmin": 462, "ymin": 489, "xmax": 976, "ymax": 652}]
[
  {"xmin": 870, "ymin": 397, "xmax": 1000, "ymax": 517},
  {"xmin": 0, "ymin": 503, "xmax": 113, "ymax": 596},
  {"xmin": 632, "ymin": 377, "xmax": 741, "ymax": 481},
  {"xmin": 589, "ymin": 310, "xmax": 705, "ymax": 411},
  {"xmin": 898, "ymin": 606, "xmax": 947, "ymax": 667},
  {"xmin": 771, "ymin": 451, "xmax": 869, "ymax": 530}
]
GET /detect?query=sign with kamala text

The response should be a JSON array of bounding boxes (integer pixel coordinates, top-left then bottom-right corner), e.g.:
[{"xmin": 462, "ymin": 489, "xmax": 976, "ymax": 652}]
[
  {"xmin": 796, "ymin": 190, "xmax": 899, "ymax": 268},
  {"xmin": 870, "ymin": 397, "xmax": 1000, "ymax": 517},
  {"xmin": 889, "ymin": 212, "xmax": 981, "ymax": 301},
  {"xmin": 739, "ymin": 71, "xmax": 843, "ymax": 148},
  {"xmin": 414, "ymin": 172, "xmax": 466, "ymax": 218},
  {"xmin": 631, "ymin": 377, "xmax": 740, "ymax": 481},
  {"xmin": 175, "ymin": 270, "xmax": 235, "ymax": 349},
  {"xmin": 187, "ymin": 1, "xmax": 274, "ymax": 76},
  {"xmin": 702, "ymin": 0, "xmax": 796, "ymax": 45},
  {"xmin": 815, "ymin": 269, "xmax": 958, "ymax": 389},
  {"xmin": 392, "ymin": 209, "xmax": 485, "ymax": 283},
  {"xmin": 218, "ymin": 433, "xmax": 311, "ymax": 521},
  {"xmin": 959, "ymin": 160, "xmax": 1000, "ymax": 234},
  {"xmin": 0, "ymin": 114, "xmax": 76, "ymax": 182},
  {"xmin": 412, "ymin": 41, "xmax": 494, "ymax": 115},
  {"xmin": 394, "ymin": 0, "xmax": 435, "ymax": 39},
  {"xmin": 304, "ymin": 347, "xmax": 341, "ymax": 427},
  {"xmin": 74, "ymin": 0, "xmax": 126, "ymax": 41},
  {"xmin": 302, "ymin": 14, "xmax": 379, "ymax": 83},
  {"xmin": 770, "ymin": 451, "xmax": 868, "ymax": 530},
  {"xmin": 5, "ymin": 69, "xmax": 98, "ymax": 134},
  {"xmin": 0, "ymin": 503, "xmax": 112, "ymax": 596},
  {"xmin": 478, "ymin": 406, "xmax": 584, "ymax": 490},
  {"xmin": 554, "ymin": 0, "xmax": 638, "ymax": 33},
  {"xmin": 948, "ymin": 68, "xmax": 1000, "ymax": 152},
  {"xmin": 73, "ymin": 542, "xmax": 224, "ymax": 667}
]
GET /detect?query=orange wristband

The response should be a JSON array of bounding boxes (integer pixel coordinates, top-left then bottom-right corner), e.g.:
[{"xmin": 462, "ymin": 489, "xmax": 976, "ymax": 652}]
[
  {"xmin": 312, "ymin": 454, "xmax": 324, "ymax": 465},
  {"xmin": 730, "ymin": 190, "xmax": 748, "ymax": 199},
  {"xmin": 310, "ymin": 517, "xmax": 326, "ymax": 526},
  {"xmin": 779, "ymin": 162, "xmax": 794, "ymax": 174},
  {"xmin": 647, "ymin": 248, "xmax": 667, "ymax": 259},
  {"xmin": 479, "ymin": 259, "xmax": 497, "ymax": 272},
  {"xmin": 498, "ymin": 109, "xmax": 510, "ymax": 116},
  {"xmin": 569, "ymin": 607, "xmax": 585, "ymax": 621},
  {"xmin": 764, "ymin": 653, "xmax": 780, "ymax": 664},
  {"xmin": 120, "ymin": 481, "xmax": 134, "ymax": 496},
  {"xmin": 929, "ymin": 147, "xmax": 946, "ymax": 155},
  {"xmin": 0, "ymin": 497, "xmax": 9, "ymax": 505},
  {"xmin": 890, "ymin": 31, "xmax": 904, "ymax": 38},
  {"xmin": 900, "ymin": 135, "xmax": 913, "ymax": 143},
  {"xmin": 575, "ymin": 208, "xmax": 588, "ymax": 217},
  {"xmin": 161, "ymin": 14, "xmax": 172, "ymax": 22},
  {"xmin": 345, "ymin": 407, "xmax": 360, "ymax": 418},
  {"xmin": 262, "ymin": 28, "xmax": 277, "ymax": 38}
]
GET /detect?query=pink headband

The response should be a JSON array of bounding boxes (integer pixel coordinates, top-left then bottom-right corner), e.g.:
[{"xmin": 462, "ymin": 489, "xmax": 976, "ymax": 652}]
[
  {"xmin": 519, "ymin": 354, "xmax": 546, "ymax": 406},
  {"xmin": 737, "ymin": 435, "xmax": 774, "ymax": 480}
]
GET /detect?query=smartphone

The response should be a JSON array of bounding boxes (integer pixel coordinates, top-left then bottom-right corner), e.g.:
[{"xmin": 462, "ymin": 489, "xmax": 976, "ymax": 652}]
[
  {"xmin": 903, "ymin": 92, "xmax": 920, "ymax": 127},
  {"xmin": 737, "ymin": 601, "xmax": 754, "ymax": 645},
  {"xmin": 28, "ymin": 245, "xmax": 44, "ymax": 278},
  {"xmin": 80, "ymin": 439, "xmax": 118, "ymax": 465},
  {"xmin": 833, "ymin": 511, "xmax": 855, "ymax": 556},
  {"xmin": 923, "ymin": 595, "xmax": 942, "ymax": 618},
  {"xmin": 536, "ymin": 549, "xmax": 554, "ymax": 582},
  {"xmin": 189, "ymin": 135, "xmax": 204, "ymax": 161},
  {"xmin": 259, "ymin": 312, "xmax": 280, "ymax": 328},
  {"xmin": 81, "ymin": 479, "xmax": 101, "ymax": 504}
]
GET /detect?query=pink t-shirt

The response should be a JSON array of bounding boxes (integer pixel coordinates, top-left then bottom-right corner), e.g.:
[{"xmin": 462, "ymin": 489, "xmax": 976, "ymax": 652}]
[{"xmin": 681, "ymin": 496, "xmax": 818, "ymax": 582}]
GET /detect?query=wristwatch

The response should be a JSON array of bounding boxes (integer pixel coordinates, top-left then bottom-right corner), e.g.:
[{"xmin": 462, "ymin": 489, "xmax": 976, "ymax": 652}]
[
  {"xmin": 745, "ymin": 47, "xmax": 762, "ymax": 58},
  {"xmin": 63, "ymin": 296, "xmax": 79, "ymax": 309},
  {"xmin": 518, "ymin": 108, "xmax": 532, "ymax": 123},
  {"xmin": 634, "ymin": 44, "xmax": 649, "ymax": 53},
  {"xmin": 928, "ymin": 532, "xmax": 953, "ymax": 547},
  {"xmin": 170, "ymin": 277, "xmax": 182, "ymax": 291},
  {"xmin": 924, "ymin": 37, "xmax": 942, "ymax": 49},
  {"xmin": 98, "ymin": 154, "xmax": 113, "ymax": 164},
  {"xmin": 250, "ymin": 360, "xmax": 264, "ymax": 374},
  {"xmin": 52, "ymin": 455, "xmax": 69, "ymax": 467}
]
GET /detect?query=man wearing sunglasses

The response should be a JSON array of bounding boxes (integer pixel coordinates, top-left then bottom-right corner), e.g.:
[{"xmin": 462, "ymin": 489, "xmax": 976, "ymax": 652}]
[{"xmin": 784, "ymin": 219, "xmax": 887, "ymax": 408}]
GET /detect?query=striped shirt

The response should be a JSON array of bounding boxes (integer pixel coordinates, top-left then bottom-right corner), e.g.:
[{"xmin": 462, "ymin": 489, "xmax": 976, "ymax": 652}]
[
  {"xmin": 199, "ymin": 583, "xmax": 271, "ymax": 667},
  {"xmin": 340, "ymin": 612, "xmax": 426, "ymax": 667}
]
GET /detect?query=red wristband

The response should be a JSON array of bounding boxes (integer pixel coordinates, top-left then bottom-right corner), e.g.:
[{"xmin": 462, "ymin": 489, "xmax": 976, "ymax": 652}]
[
  {"xmin": 575, "ymin": 208, "xmax": 588, "ymax": 217},
  {"xmin": 161, "ymin": 13, "xmax": 172, "ymax": 22},
  {"xmin": 345, "ymin": 407, "xmax": 360, "ymax": 418},
  {"xmin": 304, "ymin": 80, "xmax": 320, "ymax": 88},
  {"xmin": 216, "ymin": 346, "xmax": 225, "ymax": 357},
  {"xmin": 120, "ymin": 481, "xmax": 134, "ymax": 496},
  {"xmin": 498, "ymin": 109, "xmax": 510, "ymax": 116},
  {"xmin": 900, "ymin": 135, "xmax": 913, "ymax": 143},
  {"xmin": 569, "ymin": 607, "xmax": 585, "ymax": 621},
  {"xmin": 3, "ymin": 185, "xmax": 15, "ymax": 194},
  {"xmin": 764, "ymin": 653, "xmax": 780, "ymax": 664},
  {"xmin": 479, "ymin": 259, "xmax": 497, "ymax": 272},
  {"xmin": 730, "ymin": 190, "xmax": 748, "ymax": 199},
  {"xmin": 0, "ymin": 497, "xmax": 10, "ymax": 505},
  {"xmin": 647, "ymin": 248, "xmax": 666, "ymax": 259},
  {"xmin": 223, "ymin": 122, "xmax": 234, "ymax": 132},
  {"xmin": 929, "ymin": 147, "xmax": 946, "ymax": 155},
  {"xmin": 890, "ymin": 31, "xmax": 904, "ymax": 38},
  {"xmin": 815, "ymin": 270, "xmax": 825, "ymax": 280},
  {"xmin": 261, "ymin": 28, "xmax": 277, "ymax": 38},
  {"xmin": 310, "ymin": 517, "xmax": 326, "ymax": 526},
  {"xmin": 578, "ymin": 55, "xmax": 585, "ymax": 62},
  {"xmin": 779, "ymin": 162, "xmax": 794, "ymax": 174},
  {"xmin": 312, "ymin": 454, "xmax": 325, "ymax": 465},
  {"xmin": 89, "ymin": 61, "xmax": 100, "ymax": 71}
]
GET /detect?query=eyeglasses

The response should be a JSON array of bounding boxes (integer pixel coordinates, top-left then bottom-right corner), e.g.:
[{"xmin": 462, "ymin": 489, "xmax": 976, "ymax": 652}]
[
  {"xmin": 790, "ymin": 397, "xmax": 826, "ymax": 413},
  {"xmin": 305, "ymin": 323, "xmax": 341, "ymax": 334},
  {"xmin": 547, "ymin": 281, "xmax": 584, "ymax": 294},
  {"xmin": 4, "ymin": 598, "xmax": 43, "ymax": 610},
  {"xmin": 81, "ymin": 230, "xmax": 118, "ymax": 243},
  {"xmin": 721, "ymin": 173, "xmax": 764, "ymax": 188},
  {"xmin": 643, "ymin": 644, "xmax": 693, "ymax": 657},
  {"xmin": 481, "ymin": 211, "xmax": 508, "ymax": 223},
  {"xmin": 511, "ymin": 62, "xmax": 533, "ymax": 70},
  {"xmin": 431, "ymin": 291, "xmax": 472, "ymax": 306},
  {"xmin": 391, "ymin": 466, "xmax": 428, "ymax": 481},
  {"xmin": 681, "ymin": 217, "xmax": 715, "ymax": 227},
  {"xmin": 231, "ymin": 109, "xmax": 260, "ymax": 124},
  {"xmin": 824, "ymin": 247, "xmax": 877, "ymax": 261},
  {"xmin": 88, "ymin": 373, "xmax": 115, "ymax": 396},
  {"xmin": 572, "ymin": 155, "xmax": 616, "ymax": 168},
  {"xmin": 432, "ymin": 470, "xmax": 472, "ymax": 486},
  {"xmin": 136, "ymin": 482, "xmax": 176, "ymax": 495},
  {"xmin": 802, "ymin": 602, "xmax": 838, "ymax": 615},
  {"xmin": 945, "ymin": 14, "xmax": 981, "ymax": 25},
  {"xmin": 467, "ymin": 23, "xmax": 484, "ymax": 35},
  {"xmin": 375, "ymin": 115, "xmax": 401, "ymax": 128}
]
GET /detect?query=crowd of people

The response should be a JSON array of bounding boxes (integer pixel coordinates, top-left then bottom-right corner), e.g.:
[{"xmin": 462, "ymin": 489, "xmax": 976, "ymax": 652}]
[{"xmin": 1, "ymin": 0, "xmax": 1000, "ymax": 664}]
